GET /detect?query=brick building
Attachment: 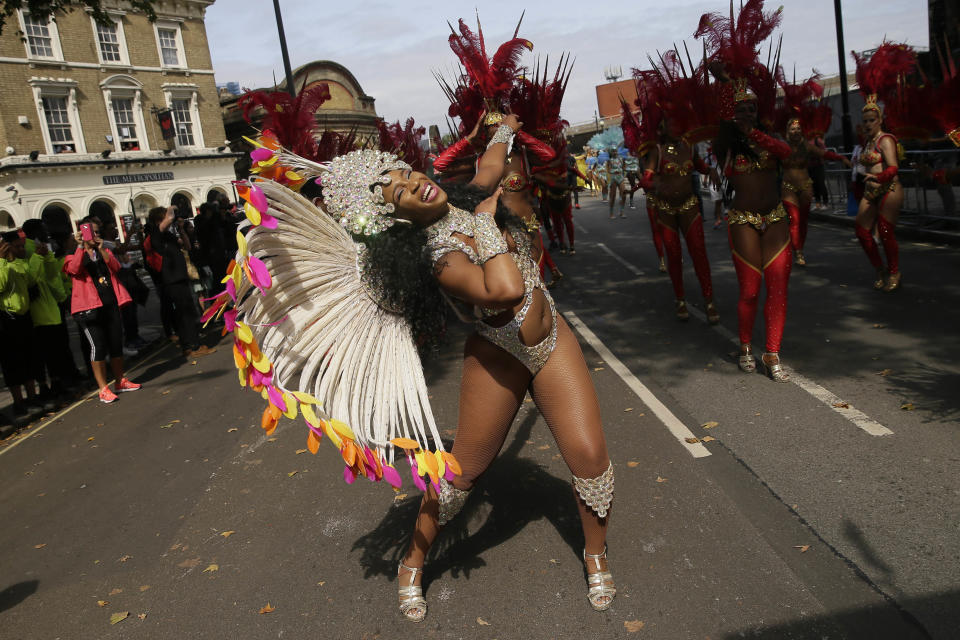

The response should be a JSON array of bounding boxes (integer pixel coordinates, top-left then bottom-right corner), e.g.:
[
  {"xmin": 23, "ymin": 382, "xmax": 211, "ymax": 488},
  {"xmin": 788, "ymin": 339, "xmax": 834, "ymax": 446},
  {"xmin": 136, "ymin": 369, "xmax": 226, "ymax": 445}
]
[{"xmin": 0, "ymin": 0, "xmax": 237, "ymax": 236}]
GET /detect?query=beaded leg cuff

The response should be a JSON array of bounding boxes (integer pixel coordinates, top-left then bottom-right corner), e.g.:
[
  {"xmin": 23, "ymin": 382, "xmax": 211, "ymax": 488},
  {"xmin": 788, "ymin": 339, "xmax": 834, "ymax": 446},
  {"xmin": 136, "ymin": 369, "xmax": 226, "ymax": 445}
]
[
  {"xmin": 437, "ymin": 477, "xmax": 471, "ymax": 526},
  {"xmin": 573, "ymin": 462, "xmax": 614, "ymax": 518},
  {"xmin": 474, "ymin": 211, "xmax": 509, "ymax": 264}
]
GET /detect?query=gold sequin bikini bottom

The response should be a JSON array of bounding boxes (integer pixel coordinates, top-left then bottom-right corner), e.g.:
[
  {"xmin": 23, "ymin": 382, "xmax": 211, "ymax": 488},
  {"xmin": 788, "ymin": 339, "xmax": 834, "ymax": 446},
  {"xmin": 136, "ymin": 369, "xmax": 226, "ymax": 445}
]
[
  {"xmin": 727, "ymin": 203, "xmax": 788, "ymax": 231},
  {"xmin": 476, "ymin": 288, "xmax": 558, "ymax": 375},
  {"xmin": 783, "ymin": 177, "xmax": 813, "ymax": 195},
  {"xmin": 863, "ymin": 180, "xmax": 896, "ymax": 204},
  {"xmin": 648, "ymin": 194, "xmax": 699, "ymax": 216}
]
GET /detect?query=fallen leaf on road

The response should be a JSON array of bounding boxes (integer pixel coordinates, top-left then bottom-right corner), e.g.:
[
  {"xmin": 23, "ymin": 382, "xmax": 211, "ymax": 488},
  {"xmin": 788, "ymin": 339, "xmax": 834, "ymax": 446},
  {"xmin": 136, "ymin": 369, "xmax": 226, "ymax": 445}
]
[
  {"xmin": 702, "ymin": 436, "xmax": 716, "ymax": 442},
  {"xmin": 593, "ymin": 367, "xmax": 605, "ymax": 371},
  {"xmin": 878, "ymin": 369, "xmax": 893, "ymax": 377},
  {"xmin": 118, "ymin": 555, "xmax": 131, "ymax": 563},
  {"xmin": 623, "ymin": 407, "xmax": 634, "ymax": 412},
  {"xmin": 220, "ymin": 531, "xmax": 235, "ymax": 538},
  {"xmin": 161, "ymin": 390, "xmax": 170, "ymax": 395},
  {"xmin": 267, "ymin": 437, "xmax": 277, "ymax": 442},
  {"xmin": 159, "ymin": 422, "xmax": 175, "ymax": 429},
  {"xmin": 190, "ymin": 360, "xmax": 198, "ymax": 365},
  {"xmin": 537, "ymin": 444, "xmax": 550, "ymax": 450},
  {"xmin": 476, "ymin": 617, "xmax": 491, "ymax": 626},
  {"xmin": 138, "ymin": 613, "xmax": 147, "ymax": 621},
  {"xmin": 97, "ymin": 600, "xmax": 108, "ymax": 607},
  {"xmin": 259, "ymin": 603, "xmax": 275, "ymax": 614},
  {"xmin": 287, "ymin": 470, "xmax": 299, "ymax": 478},
  {"xmin": 109, "ymin": 588, "xmax": 123, "ymax": 596},
  {"xmin": 832, "ymin": 402, "xmax": 850, "ymax": 409},
  {"xmin": 34, "ymin": 543, "xmax": 46, "ymax": 549},
  {"xmin": 203, "ymin": 564, "xmax": 218, "ymax": 573},
  {"xmin": 701, "ymin": 421, "xmax": 718, "ymax": 429},
  {"xmin": 227, "ymin": 428, "xmax": 238, "ymax": 433},
  {"xmin": 624, "ymin": 619, "xmax": 645, "ymax": 632},
  {"xmin": 872, "ymin": 323, "xmax": 885, "ymax": 329},
  {"xmin": 109, "ymin": 612, "xmax": 129, "ymax": 625},
  {"xmin": 685, "ymin": 437, "xmax": 701, "ymax": 444},
  {"xmin": 87, "ymin": 437, "xmax": 95, "ymax": 442},
  {"xmin": 177, "ymin": 557, "xmax": 201, "ymax": 569},
  {"xmin": 656, "ymin": 476, "xmax": 667, "ymax": 483},
  {"xmin": 139, "ymin": 585, "xmax": 150, "ymax": 592},
  {"xmin": 791, "ymin": 504, "xmax": 798, "ymax": 510},
  {"xmin": 316, "ymin": 581, "xmax": 325, "ymax": 586},
  {"xmin": 627, "ymin": 461, "xmax": 640, "ymax": 468},
  {"xmin": 900, "ymin": 403, "xmax": 915, "ymax": 411},
  {"xmin": 295, "ymin": 449, "xmax": 308, "ymax": 455},
  {"xmin": 393, "ymin": 493, "xmax": 407, "ymax": 501},
  {"xmin": 793, "ymin": 545, "xmax": 811, "ymax": 553},
  {"xmin": 549, "ymin": 558, "xmax": 558, "ymax": 564}
]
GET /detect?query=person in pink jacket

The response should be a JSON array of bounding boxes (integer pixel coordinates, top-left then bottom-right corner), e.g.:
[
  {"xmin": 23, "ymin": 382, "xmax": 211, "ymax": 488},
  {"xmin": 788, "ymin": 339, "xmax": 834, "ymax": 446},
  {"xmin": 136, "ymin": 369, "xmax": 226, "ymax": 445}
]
[{"xmin": 63, "ymin": 216, "xmax": 141, "ymax": 403}]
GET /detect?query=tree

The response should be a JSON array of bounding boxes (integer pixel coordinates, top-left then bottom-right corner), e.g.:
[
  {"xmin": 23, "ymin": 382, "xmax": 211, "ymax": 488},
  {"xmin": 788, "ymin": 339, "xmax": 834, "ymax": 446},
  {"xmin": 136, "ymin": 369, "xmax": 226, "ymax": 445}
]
[{"xmin": 1, "ymin": 1, "xmax": 157, "ymax": 36}]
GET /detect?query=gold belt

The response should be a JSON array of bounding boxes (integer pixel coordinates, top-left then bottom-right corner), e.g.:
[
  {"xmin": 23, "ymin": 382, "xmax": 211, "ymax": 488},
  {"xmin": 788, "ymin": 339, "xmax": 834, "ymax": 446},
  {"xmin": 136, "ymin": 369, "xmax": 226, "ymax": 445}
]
[
  {"xmin": 649, "ymin": 194, "xmax": 698, "ymax": 216},
  {"xmin": 727, "ymin": 203, "xmax": 788, "ymax": 230},
  {"xmin": 863, "ymin": 180, "xmax": 896, "ymax": 203},
  {"xmin": 783, "ymin": 177, "xmax": 813, "ymax": 194}
]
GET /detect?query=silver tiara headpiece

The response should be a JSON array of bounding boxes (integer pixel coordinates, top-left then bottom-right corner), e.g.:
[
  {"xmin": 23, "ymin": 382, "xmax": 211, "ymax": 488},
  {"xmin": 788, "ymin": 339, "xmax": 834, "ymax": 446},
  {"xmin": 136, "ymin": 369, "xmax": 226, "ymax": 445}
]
[{"xmin": 320, "ymin": 149, "xmax": 411, "ymax": 236}]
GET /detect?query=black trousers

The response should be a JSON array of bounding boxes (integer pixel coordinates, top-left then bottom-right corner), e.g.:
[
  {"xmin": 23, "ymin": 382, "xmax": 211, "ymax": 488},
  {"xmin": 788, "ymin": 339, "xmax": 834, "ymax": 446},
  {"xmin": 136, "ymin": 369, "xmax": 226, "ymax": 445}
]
[
  {"xmin": 121, "ymin": 303, "xmax": 140, "ymax": 343},
  {"xmin": 0, "ymin": 311, "xmax": 36, "ymax": 387},
  {"xmin": 75, "ymin": 305, "xmax": 123, "ymax": 362},
  {"xmin": 164, "ymin": 280, "xmax": 199, "ymax": 350},
  {"xmin": 35, "ymin": 323, "xmax": 74, "ymax": 389}
]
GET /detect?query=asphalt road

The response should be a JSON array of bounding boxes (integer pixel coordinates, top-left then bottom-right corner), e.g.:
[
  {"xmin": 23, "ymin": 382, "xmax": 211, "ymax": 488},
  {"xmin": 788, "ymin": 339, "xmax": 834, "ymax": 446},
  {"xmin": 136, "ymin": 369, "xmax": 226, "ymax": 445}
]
[{"xmin": 0, "ymin": 193, "xmax": 956, "ymax": 639}]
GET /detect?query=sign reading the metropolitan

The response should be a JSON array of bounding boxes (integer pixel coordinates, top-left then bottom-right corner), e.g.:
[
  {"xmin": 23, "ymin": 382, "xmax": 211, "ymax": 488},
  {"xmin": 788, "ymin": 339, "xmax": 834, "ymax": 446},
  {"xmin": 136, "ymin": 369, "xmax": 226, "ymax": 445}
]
[{"xmin": 103, "ymin": 172, "xmax": 174, "ymax": 186}]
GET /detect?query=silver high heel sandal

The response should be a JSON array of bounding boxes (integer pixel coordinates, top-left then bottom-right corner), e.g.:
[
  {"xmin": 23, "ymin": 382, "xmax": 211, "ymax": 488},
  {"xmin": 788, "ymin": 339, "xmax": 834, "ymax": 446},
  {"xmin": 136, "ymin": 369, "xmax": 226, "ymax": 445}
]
[
  {"xmin": 761, "ymin": 352, "xmax": 790, "ymax": 383},
  {"xmin": 738, "ymin": 344, "xmax": 756, "ymax": 373},
  {"xmin": 397, "ymin": 561, "xmax": 427, "ymax": 622},
  {"xmin": 584, "ymin": 547, "xmax": 616, "ymax": 611}
]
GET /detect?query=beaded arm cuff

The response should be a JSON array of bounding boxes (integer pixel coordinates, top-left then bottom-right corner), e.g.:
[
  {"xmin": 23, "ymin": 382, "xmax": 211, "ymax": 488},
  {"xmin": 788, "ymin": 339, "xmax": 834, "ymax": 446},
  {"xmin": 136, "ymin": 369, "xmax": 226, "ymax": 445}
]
[
  {"xmin": 473, "ymin": 211, "xmax": 509, "ymax": 264},
  {"xmin": 486, "ymin": 124, "xmax": 515, "ymax": 150},
  {"xmin": 573, "ymin": 462, "xmax": 614, "ymax": 518}
]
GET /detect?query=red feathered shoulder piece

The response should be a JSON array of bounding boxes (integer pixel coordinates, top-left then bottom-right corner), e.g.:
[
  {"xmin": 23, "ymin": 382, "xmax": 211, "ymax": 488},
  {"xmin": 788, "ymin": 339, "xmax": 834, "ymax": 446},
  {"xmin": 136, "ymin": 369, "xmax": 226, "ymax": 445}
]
[{"xmin": 238, "ymin": 83, "xmax": 331, "ymax": 159}]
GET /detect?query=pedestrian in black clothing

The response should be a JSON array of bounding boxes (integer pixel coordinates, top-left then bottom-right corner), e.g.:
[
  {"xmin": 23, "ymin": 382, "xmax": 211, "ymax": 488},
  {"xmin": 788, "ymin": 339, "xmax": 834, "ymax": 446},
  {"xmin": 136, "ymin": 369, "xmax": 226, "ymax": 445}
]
[
  {"xmin": 146, "ymin": 206, "xmax": 215, "ymax": 358},
  {"xmin": 194, "ymin": 201, "xmax": 229, "ymax": 292}
]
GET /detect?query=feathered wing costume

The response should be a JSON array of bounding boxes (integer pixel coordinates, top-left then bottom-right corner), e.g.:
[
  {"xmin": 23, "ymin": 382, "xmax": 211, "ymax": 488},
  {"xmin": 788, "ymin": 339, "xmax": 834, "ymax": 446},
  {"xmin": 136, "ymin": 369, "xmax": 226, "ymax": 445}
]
[{"xmin": 204, "ymin": 143, "xmax": 461, "ymax": 494}]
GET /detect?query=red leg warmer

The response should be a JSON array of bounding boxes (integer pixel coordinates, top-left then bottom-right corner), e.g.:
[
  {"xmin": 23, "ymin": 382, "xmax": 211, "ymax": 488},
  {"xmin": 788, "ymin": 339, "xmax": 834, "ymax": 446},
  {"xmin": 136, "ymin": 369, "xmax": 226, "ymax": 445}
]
[
  {"xmin": 784, "ymin": 200, "xmax": 802, "ymax": 252},
  {"xmin": 539, "ymin": 231, "xmax": 557, "ymax": 279},
  {"xmin": 731, "ymin": 250, "xmax": 762, "ymax": 347},
  {"xmin": 762, "ymin": 244, "xmax": 792, "ymax": 353},
  {"xmin": 854, "ymin": 224, "xmax": 883, "ymax": 269},
  {"xmin": 876, "ymin": 216, "xmax": 899, "ymax": 275},
  {"xmin": 683, "ymin": 213, "xmax": 713, "ymax": 300},
  {"xmin": 646, "ymin": 203, "xmax": 664, "ymax": 259},
  {"xmin": 549, "ymin": 206, "xmax": 565, "ymax": 246},
  {"xmin": 799, "ymin": 200, "xmax": 810, "ymax": 250},
  {"xmin": 660, "ymin": 224, "xmax": 684, "ymax": 299}
]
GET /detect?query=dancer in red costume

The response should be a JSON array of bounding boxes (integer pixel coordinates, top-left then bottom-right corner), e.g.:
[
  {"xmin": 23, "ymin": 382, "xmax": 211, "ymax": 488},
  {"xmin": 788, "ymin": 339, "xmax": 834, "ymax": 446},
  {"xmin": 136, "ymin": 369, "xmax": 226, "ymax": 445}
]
[
  {"xmin": 851, "ymin": 43, "xmax": 916, "ymax": 292},
  {"xmin": 697, "ymin": 0, "xmax": 793, "ymax": 382},
  {"xmin": 622, "ymin": 54, "xmax": 719, "ymax": 323},
  {"xmin": 775, "ymin": 76, "xmax": 850, "ymax": 266}
]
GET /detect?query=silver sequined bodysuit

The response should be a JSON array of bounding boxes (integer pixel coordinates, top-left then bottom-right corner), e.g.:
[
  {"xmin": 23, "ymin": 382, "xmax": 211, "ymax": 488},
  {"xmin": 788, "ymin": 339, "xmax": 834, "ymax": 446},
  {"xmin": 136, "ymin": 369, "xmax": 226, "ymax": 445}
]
[{"xmin": 426, "ymin": 207, "xmax": 558, "ymax": 375}]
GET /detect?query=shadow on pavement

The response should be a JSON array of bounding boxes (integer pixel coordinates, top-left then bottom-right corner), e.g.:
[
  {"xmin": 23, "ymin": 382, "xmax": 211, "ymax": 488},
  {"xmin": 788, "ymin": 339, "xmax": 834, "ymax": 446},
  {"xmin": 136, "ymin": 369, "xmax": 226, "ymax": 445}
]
[
  {"xmin": 352, "ymin": 406, "xmax": 583, "ymax": 590},
  {"xmin": 0, "ymin": 581, "xmax": 38, "ymax": 614}
]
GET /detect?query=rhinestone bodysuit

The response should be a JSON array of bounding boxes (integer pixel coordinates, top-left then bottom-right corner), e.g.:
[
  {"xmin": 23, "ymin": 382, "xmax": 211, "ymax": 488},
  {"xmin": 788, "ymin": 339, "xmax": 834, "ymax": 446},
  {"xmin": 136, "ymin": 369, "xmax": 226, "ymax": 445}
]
[{"xmin": 426, "ymin": 208, "xmax": 558, "ymax": 375}]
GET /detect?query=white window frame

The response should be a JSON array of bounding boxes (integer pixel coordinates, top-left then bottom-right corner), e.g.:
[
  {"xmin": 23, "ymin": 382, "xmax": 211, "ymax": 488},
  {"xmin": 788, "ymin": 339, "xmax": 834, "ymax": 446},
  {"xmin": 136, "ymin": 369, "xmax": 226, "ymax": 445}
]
[
  {"xmin": 153, "ymin": 20, "xmax": 186, "ymax": 69},
  {"xmin": 100, "ymin": 75, "xmax": 149, "ymax": 153},
  {"xmin": 90, "ymin": 13, "xmax": 130, "ymax": 66},
  {"xmin": 18, "ymin": 10, "xmax": 64, "ymax": 62},
  {"xmin": 29, "ymin": 78, "xmax": 86, "ymax": 155},
  {"xmin": 163, "ymin": 85, "xmax": 204, "ymax": 148}
]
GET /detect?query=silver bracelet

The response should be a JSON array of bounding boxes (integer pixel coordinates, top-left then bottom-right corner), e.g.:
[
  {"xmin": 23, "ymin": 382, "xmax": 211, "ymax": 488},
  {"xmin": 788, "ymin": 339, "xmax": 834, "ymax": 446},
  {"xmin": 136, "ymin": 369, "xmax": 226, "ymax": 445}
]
[
  {"xmin": 486, "ymin": 124, "xmax": 514, "ymax": 150},
  {"xmin": 473, "ymin": 211, "xmax": 508, "ymax": 264}
]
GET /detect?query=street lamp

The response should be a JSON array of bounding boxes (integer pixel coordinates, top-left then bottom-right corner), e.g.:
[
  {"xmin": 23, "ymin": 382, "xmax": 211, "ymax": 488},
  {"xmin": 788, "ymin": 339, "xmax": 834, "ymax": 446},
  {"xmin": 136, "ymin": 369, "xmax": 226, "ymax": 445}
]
[
  {"xmin": 273, "ymin": 0, "xmax": 296, "ymax": 98},
  {"xmin": 833, "ymin": 0, "xmax": 854, "ymax": 152}
]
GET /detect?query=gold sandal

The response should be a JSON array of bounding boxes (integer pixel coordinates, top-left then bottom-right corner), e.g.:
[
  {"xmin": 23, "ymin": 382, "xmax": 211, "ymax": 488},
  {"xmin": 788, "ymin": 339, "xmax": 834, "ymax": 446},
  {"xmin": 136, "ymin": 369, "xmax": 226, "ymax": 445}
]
[
  {"xmin": 761, "ymin": 352, "xmax": 790, "ymax": 383},
  {"xmin": 873, "ymin": 268, "xmax": 887, "ymax": 290},
  {"xmin": 738, "ymin": 344, "xmax": 756, "ymax": 373},
  {"xmin": 675, "ymin": 299, "xmax": 689, "ymax": 321},
  {"xmin": 883, "ymin": 271, "xmax": 901, "ymax": 292},
  {"xmin": 584, "ymin": 547, "xmax": 616, "ymax": 611},
  {"xmin": 705, "ymin": 301, "xmax": 720, "ymax": 325},
  {"xmin": 398, "ymin": 561, "xmax": 427, "ymax": 623}
]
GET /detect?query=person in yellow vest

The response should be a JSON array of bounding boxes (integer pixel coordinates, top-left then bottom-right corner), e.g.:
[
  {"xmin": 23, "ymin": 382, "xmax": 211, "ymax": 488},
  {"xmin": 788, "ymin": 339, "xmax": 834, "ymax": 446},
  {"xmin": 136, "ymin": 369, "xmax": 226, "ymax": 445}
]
[{"xmin": 0, "ymin": 230, "xmax": 42, "ymax": 418}]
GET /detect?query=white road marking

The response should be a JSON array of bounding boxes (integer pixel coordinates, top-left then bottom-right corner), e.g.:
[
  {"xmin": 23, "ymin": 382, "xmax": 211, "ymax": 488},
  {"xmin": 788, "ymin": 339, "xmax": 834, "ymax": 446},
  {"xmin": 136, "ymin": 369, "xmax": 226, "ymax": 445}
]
[
  {"xmin": 597, "ymin": 244, "xmax": 894, "ymax": 437},
  {"xmin": 575, "ymin": 221, "xmax": 590, "ymax": 235},
  {"xmin": 595, "ymin": 243, "xmax": 645, "ymax": 276},
  {"xmin": 0, "ymin": 342, "xmax": 177, "ymax": 456},
  {"xmin": 564, "ymin": 311, "xmax": 711, "ymax": 458}
]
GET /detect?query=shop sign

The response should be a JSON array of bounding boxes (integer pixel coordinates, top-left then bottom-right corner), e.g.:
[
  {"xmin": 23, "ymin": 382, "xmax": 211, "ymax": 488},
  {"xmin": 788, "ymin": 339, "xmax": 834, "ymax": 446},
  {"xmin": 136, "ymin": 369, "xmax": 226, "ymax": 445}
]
[{"xmin": 103, "ymin": 172, "xmax": 174, "ymax": 185}]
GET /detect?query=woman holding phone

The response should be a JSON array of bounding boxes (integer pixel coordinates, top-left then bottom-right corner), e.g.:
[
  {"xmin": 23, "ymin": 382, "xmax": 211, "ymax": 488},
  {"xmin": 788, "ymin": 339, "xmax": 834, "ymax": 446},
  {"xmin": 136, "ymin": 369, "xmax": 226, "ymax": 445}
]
[{"xmin": 63, "ymin": 216, "xmax": 141, "ymax": 403}]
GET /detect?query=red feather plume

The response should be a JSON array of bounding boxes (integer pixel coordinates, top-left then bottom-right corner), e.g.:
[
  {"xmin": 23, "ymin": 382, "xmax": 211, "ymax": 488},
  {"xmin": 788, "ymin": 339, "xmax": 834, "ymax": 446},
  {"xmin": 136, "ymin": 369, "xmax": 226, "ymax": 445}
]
[
  {"xmin": 377, "ymin": 117, "xmax": 429, "ymax": 173},
  {"xmin": 238, "ymin": 83, "xmax": 332, "ymax": 159}
]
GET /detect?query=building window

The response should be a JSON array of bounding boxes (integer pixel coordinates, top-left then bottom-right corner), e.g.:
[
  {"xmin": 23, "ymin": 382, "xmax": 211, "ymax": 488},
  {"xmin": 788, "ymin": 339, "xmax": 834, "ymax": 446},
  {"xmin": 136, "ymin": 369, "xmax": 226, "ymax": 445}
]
[
  {"xmin": 171, "ymin": 98, "xmax": 195, "ymax": 146},
  {"xmin": 97, "ymin": 23, "xmax": 120, "ymax": 61},
  {"xmin": 41, "ymin": 97, "xmax": 75, "ymax": 154},
  {"xmin": 158, "ymin": 28, "xmax": 179, "ymax": 65},
  {"xmin": 111, "ymin": 99, "xmax": 140, "ymax": 150},
  {"xmin": 20, "ymin": 12, "xmax": 63, "ymax": 60}
]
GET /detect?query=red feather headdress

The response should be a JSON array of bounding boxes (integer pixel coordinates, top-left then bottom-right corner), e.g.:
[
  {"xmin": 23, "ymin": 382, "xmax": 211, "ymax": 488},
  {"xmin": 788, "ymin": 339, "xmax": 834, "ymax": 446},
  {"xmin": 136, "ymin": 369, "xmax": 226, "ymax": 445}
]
[
  {"xmin": 775, "ymin": 71, "xmax": 825, "ymax": 134},
  {"xmin": 509, "ymin": 54, "xmax": 574, "ymax": 160},
  {"xmin": 377, "ymin": 117, "xmax": 428, "ymax": 173},
  {"xmin": 238, "ymin": 83, "xmax": 332, "ymax": 159},
  {"xmin": 852, "ymin": 42, "xmax": 916, "ymax": 117},
  {"xmin": 931, "ymin": 40, "xmax": 960, "ymax": 146}
]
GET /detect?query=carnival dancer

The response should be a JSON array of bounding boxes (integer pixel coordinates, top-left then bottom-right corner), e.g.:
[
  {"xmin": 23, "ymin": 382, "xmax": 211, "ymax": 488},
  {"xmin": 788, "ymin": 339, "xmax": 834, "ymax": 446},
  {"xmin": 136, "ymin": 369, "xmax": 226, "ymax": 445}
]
[
  {"xmin": 775, "ymin": 75, "xmax": 850, "ymax": 266},
  {"xmin": 623, "ymin": 56, "xmax": 719, "ymax": 322},
  {"xmin": 406, "ymin": 18, "xmax": 615, "ymax": 618},
  {"xmin": 697, "ymin": 0, "xmax": 794, "ymax": 381},
  {"xmin": 850, "ymin": 43, "xmax": 916, "ymax": 292}
]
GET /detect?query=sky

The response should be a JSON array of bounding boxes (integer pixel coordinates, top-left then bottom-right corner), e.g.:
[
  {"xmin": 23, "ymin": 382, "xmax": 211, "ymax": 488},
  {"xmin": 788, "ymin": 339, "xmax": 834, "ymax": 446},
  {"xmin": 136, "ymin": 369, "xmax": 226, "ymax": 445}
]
[{"xmin": 204, "ymin": 0, "xmax": 928, "ymax": 131}]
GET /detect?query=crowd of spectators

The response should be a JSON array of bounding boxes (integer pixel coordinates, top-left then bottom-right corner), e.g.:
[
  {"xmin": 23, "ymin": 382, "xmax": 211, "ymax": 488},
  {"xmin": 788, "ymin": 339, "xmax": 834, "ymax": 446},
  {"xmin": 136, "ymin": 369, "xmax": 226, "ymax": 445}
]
[{"xmin": 0, "ymin": 192, "xmax": 241, "ymax": 425}]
